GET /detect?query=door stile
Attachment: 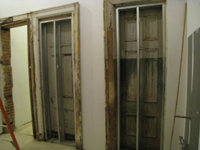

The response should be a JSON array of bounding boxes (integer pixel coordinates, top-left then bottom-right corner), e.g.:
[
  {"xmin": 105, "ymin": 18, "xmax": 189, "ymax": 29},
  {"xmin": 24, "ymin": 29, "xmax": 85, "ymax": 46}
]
[
  {"xmin": 160, "ymin": 4, "xmax": 166, "ymax": 150},
  {"xmin": 55, "ymin": 21, "xmax": 65, "ymax": 143},
  {"xmin": 136, "ymin": 6, "xmax": 140, "ymax": 150},
  {"xmin": 71, "ymin": 17, "xmax": 76, "ymax": 141},
  {"xmin": 41, "ymin": 23, "xmax": 52, "ymax": 140},
  {"xmin": 116, "ymin": 8, "xmax": 120, "ymax": 150}
]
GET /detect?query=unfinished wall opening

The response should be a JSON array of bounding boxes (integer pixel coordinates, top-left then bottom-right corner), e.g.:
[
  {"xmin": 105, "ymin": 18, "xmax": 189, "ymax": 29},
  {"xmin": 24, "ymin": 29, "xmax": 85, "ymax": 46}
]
[
  {"xmin": 40, "ymin": 17, "xmax": 75, "ymax": 145},
  {"xmin": 0, "ymin": 19, "xmax": 35, "ymax": 138},
  {"xmin": 1, "ymin": 28, "xmax": 14, "ymax": 129},
  {"xmin": 10, "ymin": 25, "xmax": 32, "ymax": 133},
  {"xmin": 116, "ymin": 4, "xmax": 165, "ymax": 150}
]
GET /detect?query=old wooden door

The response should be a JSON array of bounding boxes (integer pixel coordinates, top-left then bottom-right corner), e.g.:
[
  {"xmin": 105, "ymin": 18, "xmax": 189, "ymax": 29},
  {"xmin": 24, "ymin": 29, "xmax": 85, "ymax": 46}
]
[
  {"xmin": 119, "ymin": 6, "xmax": 163, "ymax": 150},
  {"xmin": 41, "ymin": 18, "xmax": 75, "ymax": 141},
  {"xmin": 59, "ymin": 20, "xmax": 75, "ymax": 137}
]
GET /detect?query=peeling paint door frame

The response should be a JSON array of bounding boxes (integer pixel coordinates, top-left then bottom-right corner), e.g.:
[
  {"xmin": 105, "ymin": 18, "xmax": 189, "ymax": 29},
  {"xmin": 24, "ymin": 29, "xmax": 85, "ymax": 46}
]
[
  {"xmin": 104, "ymin": 0, "xmax": 166, "ymax": 150},
  {"xmin": 30, "ymin": 2, "xmax": 82, "ymax": 149}
]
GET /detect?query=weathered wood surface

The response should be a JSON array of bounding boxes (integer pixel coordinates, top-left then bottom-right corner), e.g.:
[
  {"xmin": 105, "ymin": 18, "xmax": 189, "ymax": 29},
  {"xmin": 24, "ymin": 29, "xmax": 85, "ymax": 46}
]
[
  {"xmin": 28, "ymin": 18, "xmax": 38, "ymax": 139},
  {"xmin": 104, "ymin": 1, "xmax": 116, "ymax": 150},
  {"xmin": 73, "ymin": 2, "xmax": 83, "ymax": 149},
  {"xmin": 108, "ymin": 0, "xmax": 165, "ymax": 6}
]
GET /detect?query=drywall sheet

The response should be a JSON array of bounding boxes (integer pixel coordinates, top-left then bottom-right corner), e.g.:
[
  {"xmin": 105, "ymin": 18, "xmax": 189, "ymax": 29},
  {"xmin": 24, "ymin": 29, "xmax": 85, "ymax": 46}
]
[
  {"xmin": 11, "ymin": 26, "xmax": 32, "ymax": 128},
  {"xmin": 186, "ymin": 28, "xmax": 200, "ymax": 150}
]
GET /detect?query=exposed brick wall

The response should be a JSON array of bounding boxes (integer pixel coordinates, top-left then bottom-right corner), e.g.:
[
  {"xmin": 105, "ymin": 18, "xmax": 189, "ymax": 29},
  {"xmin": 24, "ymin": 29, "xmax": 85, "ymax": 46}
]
[{"xmin": 1, "ymin": 29, "xmax": 14, "ymax": 129}]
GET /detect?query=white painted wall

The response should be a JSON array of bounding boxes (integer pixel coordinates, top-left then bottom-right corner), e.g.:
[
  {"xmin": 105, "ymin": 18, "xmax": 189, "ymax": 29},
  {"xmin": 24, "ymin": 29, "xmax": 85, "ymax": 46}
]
[
  {"xmin": 187, "ymin": 0, "xmax": 200, "ymax": 37},
  {"xmin": 10, "ymin": 26, "xmax": 32, "ymax": 128},
  {"xmin": 165, "ymin": 0, "xmax": 188, "ymax": 149}
]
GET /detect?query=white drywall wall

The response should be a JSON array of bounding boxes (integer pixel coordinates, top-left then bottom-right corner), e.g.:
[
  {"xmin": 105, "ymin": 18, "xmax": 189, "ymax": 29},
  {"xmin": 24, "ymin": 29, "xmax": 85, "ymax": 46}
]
[
  {"xmin": 10, "ymin": 26, "xmax": 32, "ymax": 128},
  {"xmin": 0, "ymin": 1, "xmax": 105, "ymax": 150},
  {"xmin": 187, "ymin": 0, "xmax": 200, "ymax": 36},
  {"xmin": 165, "ymin": 0, "xmax": 188, "ymax": 149}
]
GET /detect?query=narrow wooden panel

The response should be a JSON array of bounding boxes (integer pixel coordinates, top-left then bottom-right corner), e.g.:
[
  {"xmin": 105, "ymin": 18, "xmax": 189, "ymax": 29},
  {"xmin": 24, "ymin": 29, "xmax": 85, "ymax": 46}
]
[
  {"xmin": 140, "ymin": 8, "xmax": 162, "ymax": 58},
  {"xmin": 143, "ymin": 116, "xmax": 157, "ymax": 138},
  {"xmin": 126, "ymin": 73, "xmax": 137, "ymax": 102},
  {"xmin": 59, "ymin": 19, "xmax": 75, "ymax": 135},
  {"xmin": 143, "ymin": 16, "xmax": 158, "ymax": 41},
  {"xmin": 120, "ymin": 10, "xmax": 137, "ymax": 59},
  {"xmin": 125, "ymin": 17, "xmax": 137, "ymax": 42},
  {"xmin": 142, "ymin": 59, "xmax": 158, "ymax": 103},
  {"xmin": 126, "ymin": 114, "xmax": 136, "ymax": 136},
  {"xmin": 50, "ymin": 96, "xmax": 58, "ymax": 132},
  {"xmin": 60, "ymin": 20, "xmax": 71, "ymax": 48},
  {"xmin": 73, "ymin": 3, "xmax": 83, "ymax": 148},
  {"xmin": 62, "ymin": 56, "xmax": 73, "ymax": 98},
  {"xmin": 109, "ymin": 0, "xmax": 166, "ymax": 5}
]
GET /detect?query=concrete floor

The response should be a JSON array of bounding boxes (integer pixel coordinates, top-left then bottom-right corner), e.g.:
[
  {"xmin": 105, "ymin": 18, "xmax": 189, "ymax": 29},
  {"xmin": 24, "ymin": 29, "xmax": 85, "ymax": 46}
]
[{"xmin": 0, "ymin": 122, "xmax": 77, "ymax": 150}]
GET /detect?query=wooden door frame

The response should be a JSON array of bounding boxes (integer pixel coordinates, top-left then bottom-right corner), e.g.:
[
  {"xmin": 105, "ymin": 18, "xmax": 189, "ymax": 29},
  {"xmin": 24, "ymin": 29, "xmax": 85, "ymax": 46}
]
[
  {"xmin": 103, "ymin": 0, "xmax": 166, "ymax": 149},
  {"xmin": 0, "ymin": 2, "xmax": 82, "ymax": 149},
  {"xmin": 0, "ymin": 15, "xmax": 37, "ymax": 138}
]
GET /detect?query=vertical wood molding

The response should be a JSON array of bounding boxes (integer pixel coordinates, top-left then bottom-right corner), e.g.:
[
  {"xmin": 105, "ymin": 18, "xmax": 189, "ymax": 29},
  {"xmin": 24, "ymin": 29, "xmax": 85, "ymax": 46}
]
[
  {"xmin": 104, "ymin": 0, "xmax": 116, "ymax": 149},
  {"xmin": 73, "ymin": 2, "xmax": 83, "ymax": 149},
  {"xmin": 28, "ymin": 17, "xmax": 38, "ymax": 139}
]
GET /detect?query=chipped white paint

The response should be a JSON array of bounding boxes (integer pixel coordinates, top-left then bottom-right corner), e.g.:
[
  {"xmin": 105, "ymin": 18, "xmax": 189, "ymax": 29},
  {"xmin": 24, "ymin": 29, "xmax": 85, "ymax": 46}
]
[
  {"xmin": 13, "ymin": 14, "xmax": 28, "ymax": 21},
  {"xmin": 31, "ymin": 3, "xmax": 75, "ymax": 135}
]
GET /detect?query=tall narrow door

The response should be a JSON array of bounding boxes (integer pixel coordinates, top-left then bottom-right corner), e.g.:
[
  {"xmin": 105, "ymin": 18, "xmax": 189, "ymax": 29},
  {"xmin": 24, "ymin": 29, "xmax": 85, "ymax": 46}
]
[
  {"xmin": 58, "ymin": 20, "xmax": 75, "ymax": 137},
  {"xmin": 119, "ymin": 6, "xmax": 163, "ymax": 150},
  {"xmin": 41, "ymin": 18, "xmax": 75, "ymax": 142}
]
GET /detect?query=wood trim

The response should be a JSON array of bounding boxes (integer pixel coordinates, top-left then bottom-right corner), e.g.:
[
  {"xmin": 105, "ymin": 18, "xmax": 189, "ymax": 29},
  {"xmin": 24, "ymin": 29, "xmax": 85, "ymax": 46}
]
[
  {"xmin": 107, "ymin": 0, "xmax": 166, "ymax": 5},
  {"xmin": 73, "ymin": 2, "xmax": 83, "ymax": 149},
  {"xmin": 30, "ymin": 2, "xmax": 82, "ymax": 148},
  {"xmin": 28, "ymin": 19, "xmax": 38, "ymax": 139},
  {"xmin": 1, "ymin": 20, "xmax": 28, "ymax": 29},
  {"xmin": 104, "ymin": 1, "xmax": 116, "ymax": 150},
  {"xmin": 39, "ymin": 14, "xmax": 72, "ymax": 22}
]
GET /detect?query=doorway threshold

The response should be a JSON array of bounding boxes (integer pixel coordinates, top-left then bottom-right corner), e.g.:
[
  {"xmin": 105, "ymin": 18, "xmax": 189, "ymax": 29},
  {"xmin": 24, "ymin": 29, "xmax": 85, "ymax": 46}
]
[{"xmin": 47, "ymin": 138, "xmax": 75, "ymax": 147}]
